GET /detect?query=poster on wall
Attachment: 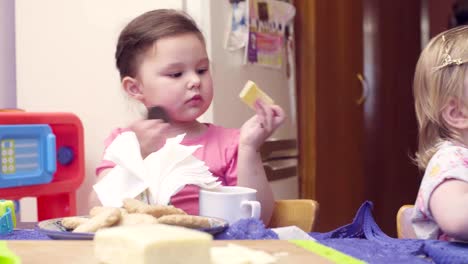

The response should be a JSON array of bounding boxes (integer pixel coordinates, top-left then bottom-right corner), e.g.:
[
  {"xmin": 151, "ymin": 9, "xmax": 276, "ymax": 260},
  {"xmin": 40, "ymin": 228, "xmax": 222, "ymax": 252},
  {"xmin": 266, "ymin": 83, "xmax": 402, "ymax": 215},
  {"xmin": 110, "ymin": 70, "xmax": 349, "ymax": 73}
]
[{"xmin": 245, "ymin": 0, "xmax": 295, "ymax": 69}]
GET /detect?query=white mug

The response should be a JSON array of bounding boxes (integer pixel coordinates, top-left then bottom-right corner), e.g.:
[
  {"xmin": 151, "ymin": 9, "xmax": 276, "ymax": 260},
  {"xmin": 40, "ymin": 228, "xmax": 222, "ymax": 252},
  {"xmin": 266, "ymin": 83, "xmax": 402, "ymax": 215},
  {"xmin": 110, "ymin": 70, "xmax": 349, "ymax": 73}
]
[{"xmin": 199, "ymin": 186, "xmax": 261, "ymax": 224}]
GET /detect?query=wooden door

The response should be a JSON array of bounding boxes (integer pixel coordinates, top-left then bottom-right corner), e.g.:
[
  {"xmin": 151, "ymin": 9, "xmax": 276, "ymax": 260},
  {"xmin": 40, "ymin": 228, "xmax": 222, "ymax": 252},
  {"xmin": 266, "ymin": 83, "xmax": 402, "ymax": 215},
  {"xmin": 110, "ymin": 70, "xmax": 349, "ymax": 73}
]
[
  {"xmin": 362, "ymin": 0, "xmax": 422, "ymax": 236},
  {"xmin": 295, "ymin": 0, "xmax": 423, "ymax": 235},
  {"xmin": 294, "ymin": 0, "xmax": 366, "ymax": 232}
]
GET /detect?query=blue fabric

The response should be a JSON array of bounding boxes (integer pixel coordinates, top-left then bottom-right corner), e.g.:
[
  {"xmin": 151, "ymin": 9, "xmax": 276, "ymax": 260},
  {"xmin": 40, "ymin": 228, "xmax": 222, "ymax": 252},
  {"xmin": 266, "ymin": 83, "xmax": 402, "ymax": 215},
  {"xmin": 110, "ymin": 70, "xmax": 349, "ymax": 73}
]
[
  {"xmin": 311, "ymin": 201, "xmax": 468, "ymax": 264},
  {"xmin": 215, "ymin": 218, "xmax": 278, "ymax": 240},
  {"xmin": 0, "ymin": 229, "xmax": 51, "ymax": 240},
  {"xmin": 310, "ymin": 201, "xmax": 428, "ymax": 264},
  {"xmin": 423, "ymin": 240, "xmax": 468, "ymax": 264}
]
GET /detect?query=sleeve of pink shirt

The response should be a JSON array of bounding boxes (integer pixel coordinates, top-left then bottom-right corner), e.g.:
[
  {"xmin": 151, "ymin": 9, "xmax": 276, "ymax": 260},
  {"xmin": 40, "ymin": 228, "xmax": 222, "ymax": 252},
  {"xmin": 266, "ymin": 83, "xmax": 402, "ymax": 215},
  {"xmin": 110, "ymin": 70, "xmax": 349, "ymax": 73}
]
[{"xmin": 95, "ymin": 127, "xmax": 130, "ymax": 176}]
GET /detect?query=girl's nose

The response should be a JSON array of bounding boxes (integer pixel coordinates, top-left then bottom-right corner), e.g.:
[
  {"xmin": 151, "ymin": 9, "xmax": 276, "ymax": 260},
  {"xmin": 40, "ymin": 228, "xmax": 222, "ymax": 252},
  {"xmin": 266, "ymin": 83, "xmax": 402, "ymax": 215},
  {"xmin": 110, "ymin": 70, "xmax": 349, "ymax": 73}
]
[{"xmin": 187, "ymin": 72, "xmax": 201, "ymax": 90}]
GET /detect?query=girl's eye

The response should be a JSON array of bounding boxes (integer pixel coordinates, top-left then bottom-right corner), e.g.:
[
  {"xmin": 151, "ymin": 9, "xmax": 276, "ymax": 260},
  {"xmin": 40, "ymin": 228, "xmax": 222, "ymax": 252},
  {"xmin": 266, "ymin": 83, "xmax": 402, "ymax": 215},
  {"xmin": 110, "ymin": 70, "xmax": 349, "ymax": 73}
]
[
  {"xmin": 168, "ymin": 72, "xmax": 182, "ymax": 78},
  {"xmin": 197, "ymin": 68, "xmax": 208, "ymax": 74}
]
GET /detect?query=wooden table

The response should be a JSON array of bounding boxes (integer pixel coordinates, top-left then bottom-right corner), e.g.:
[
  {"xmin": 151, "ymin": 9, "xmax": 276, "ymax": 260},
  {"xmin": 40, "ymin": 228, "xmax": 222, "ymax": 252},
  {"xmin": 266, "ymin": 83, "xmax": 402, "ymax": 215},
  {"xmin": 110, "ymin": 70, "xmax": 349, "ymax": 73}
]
[{"xmin": 7, "ymin": 240, "xmax": 332, "ymax": 264}]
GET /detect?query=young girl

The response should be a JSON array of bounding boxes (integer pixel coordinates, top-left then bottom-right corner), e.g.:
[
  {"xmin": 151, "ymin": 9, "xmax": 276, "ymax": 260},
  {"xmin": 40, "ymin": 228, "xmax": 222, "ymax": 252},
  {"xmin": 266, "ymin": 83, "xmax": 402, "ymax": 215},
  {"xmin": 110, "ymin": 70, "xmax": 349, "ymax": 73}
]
[
  {"xmin": 92, "ymin": 9, "xmax": 285, "ymax": 224},
  {"xmin": 411, "ymin": 25, "xmax": 468, "ymax": 241}
]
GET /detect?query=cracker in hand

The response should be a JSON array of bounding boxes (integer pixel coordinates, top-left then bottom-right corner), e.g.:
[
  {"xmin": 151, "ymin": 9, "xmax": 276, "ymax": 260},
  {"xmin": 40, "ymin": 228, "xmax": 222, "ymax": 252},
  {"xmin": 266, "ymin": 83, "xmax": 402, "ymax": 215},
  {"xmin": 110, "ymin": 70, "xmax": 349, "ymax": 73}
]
[{"xmin": 239, "ymin": 80, "xmax": 274, "ymax": 109}]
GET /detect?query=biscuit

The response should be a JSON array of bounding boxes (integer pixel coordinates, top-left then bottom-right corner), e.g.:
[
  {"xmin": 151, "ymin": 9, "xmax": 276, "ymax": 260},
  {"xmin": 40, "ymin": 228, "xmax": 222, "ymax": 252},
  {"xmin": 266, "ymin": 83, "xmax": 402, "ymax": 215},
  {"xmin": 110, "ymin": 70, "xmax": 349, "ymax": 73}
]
[
  {"xmin": 73, "ymin": 208, "xmax": 121, "ymax": 233},
  {"xmin": 157, "ymin": 215, "xmax": 211, "ymax": 229},
  {"xmin": 90, "ymin": 206, "xmax": 128, "ymax": 217},
  {"xmin": 60, "ymin": 217, "xmax": 89, "ymax": 230},
  {"xmin": 122, "ymin": 198, "xmax": 187, "ymax": 218},
  {"xmin": 118, "ymin": 213, "xmax": 158, "ymax": 226}
]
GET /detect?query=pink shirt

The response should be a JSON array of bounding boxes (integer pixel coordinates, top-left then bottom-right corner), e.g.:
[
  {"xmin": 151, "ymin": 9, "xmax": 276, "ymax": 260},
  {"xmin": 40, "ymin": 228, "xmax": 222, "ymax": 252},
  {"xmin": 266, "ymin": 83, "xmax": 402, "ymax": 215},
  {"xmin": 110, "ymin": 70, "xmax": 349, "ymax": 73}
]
[{"xmin": 96, "ymin": 124, "xmax": 240, "ymax": 215}]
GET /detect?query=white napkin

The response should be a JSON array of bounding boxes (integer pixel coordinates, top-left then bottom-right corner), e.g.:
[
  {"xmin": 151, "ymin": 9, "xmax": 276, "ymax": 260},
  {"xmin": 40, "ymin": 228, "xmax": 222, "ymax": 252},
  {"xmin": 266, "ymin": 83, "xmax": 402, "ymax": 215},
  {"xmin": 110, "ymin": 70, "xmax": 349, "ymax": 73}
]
[
  {"xmin": 93, "ymin": 132, "xmax": 221, "ymax": 207},
  {"xmin": 271, "ymin": 226, "xmax": 316, "ymax": 241}
]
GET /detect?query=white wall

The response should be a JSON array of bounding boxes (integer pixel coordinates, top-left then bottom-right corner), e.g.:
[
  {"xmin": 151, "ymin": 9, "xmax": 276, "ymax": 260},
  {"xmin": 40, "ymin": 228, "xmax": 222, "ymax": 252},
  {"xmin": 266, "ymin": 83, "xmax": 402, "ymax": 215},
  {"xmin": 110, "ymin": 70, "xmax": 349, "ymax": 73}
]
[
  {"xmin": 0, "ymin": 0, "xmax": 16, "ymax": 108},
  {"xmin": 15, "ymin": 0, "xmax": 184, "ymax": 215},
  {"xmin": 185, "ymin": 0, "xmax": 214, "ymax": 123},
  {"xmin": 209, "ymin": 0, "xmax": 297, "ymax": 139},
  {"xmin": 207, "ymin": 0, "xmax": 298, "ymax": 200}
]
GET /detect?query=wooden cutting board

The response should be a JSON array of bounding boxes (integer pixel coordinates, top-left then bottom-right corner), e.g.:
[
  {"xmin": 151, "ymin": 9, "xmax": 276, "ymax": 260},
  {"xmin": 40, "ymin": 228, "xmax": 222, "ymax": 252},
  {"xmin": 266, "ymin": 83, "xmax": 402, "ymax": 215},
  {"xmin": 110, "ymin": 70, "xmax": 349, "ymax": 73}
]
[{"xmin": 6, "ymin": 240, "xmax": 333, "ymax": 264}]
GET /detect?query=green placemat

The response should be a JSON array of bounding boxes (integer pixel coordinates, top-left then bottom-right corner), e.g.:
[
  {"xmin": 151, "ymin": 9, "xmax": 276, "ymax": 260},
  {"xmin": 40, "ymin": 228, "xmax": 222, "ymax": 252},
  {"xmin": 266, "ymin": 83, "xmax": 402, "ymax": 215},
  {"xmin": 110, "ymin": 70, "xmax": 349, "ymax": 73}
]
[{"xmin": 290, "ymin": 240, "xmax": 365, "ymax": 264}]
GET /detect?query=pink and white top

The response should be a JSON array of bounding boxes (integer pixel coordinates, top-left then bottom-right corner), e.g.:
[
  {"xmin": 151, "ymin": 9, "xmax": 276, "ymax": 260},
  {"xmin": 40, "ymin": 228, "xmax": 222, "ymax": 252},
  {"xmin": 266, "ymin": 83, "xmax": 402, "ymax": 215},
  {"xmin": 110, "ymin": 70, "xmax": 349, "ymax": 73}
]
[{"xmin": 411, "ymin": 141, "xmax": 468, "ymax": 240}]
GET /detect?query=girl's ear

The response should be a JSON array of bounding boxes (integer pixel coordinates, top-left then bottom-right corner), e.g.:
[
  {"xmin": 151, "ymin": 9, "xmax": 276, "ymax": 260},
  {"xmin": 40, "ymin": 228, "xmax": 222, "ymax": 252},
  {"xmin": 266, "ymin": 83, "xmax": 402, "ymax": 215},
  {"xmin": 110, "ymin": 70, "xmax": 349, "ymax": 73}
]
[
  {"xmin": 122, "ymin": 76, "xmax": 144, "ymax": 102},
  {"xmin": 442, "ymin": 98, "xmax": 468, "ymax": 130}
]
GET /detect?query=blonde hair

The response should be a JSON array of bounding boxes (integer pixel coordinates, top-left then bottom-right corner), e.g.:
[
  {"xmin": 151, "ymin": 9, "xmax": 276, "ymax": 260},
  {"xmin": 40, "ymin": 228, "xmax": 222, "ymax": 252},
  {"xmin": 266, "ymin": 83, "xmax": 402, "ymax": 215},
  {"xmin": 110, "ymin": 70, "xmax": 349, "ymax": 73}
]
[{"xmin": 414, "ymin": 25, "xmax": 468, "ymax": 169}]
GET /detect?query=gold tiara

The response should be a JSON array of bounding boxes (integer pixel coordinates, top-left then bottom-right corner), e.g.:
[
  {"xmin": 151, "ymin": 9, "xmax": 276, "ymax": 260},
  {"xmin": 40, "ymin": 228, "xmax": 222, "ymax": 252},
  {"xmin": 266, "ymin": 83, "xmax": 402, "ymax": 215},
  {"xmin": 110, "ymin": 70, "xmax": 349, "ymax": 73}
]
[{"xmin": 433, "ymin": 35, "xmax": 466, "ymax": 70}]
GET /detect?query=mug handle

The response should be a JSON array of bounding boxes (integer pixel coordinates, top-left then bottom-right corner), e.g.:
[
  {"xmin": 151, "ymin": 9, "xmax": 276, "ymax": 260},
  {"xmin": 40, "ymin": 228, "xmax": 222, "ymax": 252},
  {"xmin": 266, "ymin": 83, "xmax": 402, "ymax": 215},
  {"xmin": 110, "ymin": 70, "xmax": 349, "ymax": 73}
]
[{"xmin": 241, "ymin": 200, "xmax": 261, "ymax": 219}]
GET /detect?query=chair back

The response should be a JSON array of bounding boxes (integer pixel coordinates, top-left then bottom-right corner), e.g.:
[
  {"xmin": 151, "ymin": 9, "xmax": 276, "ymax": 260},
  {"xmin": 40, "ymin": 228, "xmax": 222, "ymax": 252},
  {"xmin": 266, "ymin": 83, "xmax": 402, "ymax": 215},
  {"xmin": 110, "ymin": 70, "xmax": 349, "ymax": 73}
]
[
  {"xmin": 397, "ymin": 204, "xmax": 417, "ymax": 239},
  {"xmin": 269, "ymin": 199, "xmax": 319, "ymax": 232}
]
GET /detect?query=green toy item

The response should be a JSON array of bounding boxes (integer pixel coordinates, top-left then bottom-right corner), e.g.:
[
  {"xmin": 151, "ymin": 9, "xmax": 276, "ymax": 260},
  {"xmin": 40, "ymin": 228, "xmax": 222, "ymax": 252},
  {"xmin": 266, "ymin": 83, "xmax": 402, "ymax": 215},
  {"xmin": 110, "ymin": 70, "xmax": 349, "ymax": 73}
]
[
  {"xmin": 0, "ymin": 200, "xmax": 16, "ymax": 235},
  {"xmin": 0, "ymin": 241, "xmax": 21, "ymax": 264},
  {"xmin": 291, "ymin": 240, "xmax": 365, "ymax": 264}
]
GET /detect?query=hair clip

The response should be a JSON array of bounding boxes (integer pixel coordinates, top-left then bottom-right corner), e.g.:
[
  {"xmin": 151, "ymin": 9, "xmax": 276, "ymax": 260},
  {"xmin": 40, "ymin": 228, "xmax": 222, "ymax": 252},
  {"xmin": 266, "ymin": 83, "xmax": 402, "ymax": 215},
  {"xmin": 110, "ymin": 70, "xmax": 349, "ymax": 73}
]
[
  {"xmin": 439, "ymin": 52, "xmax": 464, "ymax": 68},
  {"xmin": 433, "ymin": 35, "xmax": 465, "ymax": 70}
]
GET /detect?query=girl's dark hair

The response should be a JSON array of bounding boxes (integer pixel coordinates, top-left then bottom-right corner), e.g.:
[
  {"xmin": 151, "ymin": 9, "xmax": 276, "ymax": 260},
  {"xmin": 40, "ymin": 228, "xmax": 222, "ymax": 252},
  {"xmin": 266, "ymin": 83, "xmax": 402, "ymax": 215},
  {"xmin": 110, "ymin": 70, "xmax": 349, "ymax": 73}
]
[{"xmin": 115, "ymin": 9, "xmax": 204, "ymax": 79}]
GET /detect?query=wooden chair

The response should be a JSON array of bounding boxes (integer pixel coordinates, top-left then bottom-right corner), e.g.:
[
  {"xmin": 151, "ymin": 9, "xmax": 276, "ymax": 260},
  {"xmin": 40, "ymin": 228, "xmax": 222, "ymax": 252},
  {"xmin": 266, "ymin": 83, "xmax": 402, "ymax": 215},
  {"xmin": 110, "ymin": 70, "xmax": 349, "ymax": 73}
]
[
  {"xmin": 396, "ymin": 204, "xmax": 417, "ymax": 239},
  {"xmin": 269, "ymin": 199, "xmax": 319, "ymax": 232}
]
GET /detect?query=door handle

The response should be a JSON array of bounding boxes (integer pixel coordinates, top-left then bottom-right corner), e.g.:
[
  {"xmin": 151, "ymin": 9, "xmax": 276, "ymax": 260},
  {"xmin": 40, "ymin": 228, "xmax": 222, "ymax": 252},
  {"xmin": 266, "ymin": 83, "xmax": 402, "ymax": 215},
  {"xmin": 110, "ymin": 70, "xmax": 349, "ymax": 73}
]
[{"xmin": 356, "ymin": 73, "xmax": 368, "ymax": 105}]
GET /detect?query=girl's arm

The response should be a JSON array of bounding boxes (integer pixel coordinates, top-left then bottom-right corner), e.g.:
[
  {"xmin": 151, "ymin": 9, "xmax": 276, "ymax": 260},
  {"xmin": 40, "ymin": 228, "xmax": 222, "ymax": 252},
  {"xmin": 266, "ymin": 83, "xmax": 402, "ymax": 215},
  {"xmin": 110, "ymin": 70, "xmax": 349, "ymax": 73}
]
[
  {"xmin": 430, "ymin": 179, "xmax": 468, "ymax": 240},
  {"xmin": 237, "ymin": 144, "xmax": 275, "ymax": 224},
  {"xmin": 238, "ymin": 100, "xmax": 285, "ymax": 224}
]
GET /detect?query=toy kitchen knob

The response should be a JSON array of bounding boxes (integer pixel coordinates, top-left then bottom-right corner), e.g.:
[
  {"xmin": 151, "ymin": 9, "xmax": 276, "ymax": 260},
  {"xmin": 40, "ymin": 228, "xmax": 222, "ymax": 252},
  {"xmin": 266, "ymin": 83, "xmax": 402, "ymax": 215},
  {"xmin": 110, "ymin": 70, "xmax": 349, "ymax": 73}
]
[{"xmin": 57, "ymin": 146, "xmax": 74, "ymax": 165}]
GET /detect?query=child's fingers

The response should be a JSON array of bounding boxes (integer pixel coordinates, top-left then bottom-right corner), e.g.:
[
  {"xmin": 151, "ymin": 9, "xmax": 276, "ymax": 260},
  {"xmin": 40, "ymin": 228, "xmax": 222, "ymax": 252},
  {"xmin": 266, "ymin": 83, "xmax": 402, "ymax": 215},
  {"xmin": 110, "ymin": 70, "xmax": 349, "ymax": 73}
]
[
  {"xmin": 145, "ymin": 119, "xmax": 168, "ymax": 129},
  {"xmin": 135, "ymin": 120, "xmax": 170, "ymax": 141},
  {"xmin": 148, "ymin": 120, "xmax": 170, "ymax": 130},
  {"xmin": 256, "ymin": 114, "xmax": 266, "ymax": 130},
  {"xmin": 257, "ymin": 100, "xmax": 279, "ymax": 132},
  {"xmin": 271, "ymin": 105, "xmax": 286, "ymax": 128},
  {"xmin": 254, "ymin": 100, "xmax": 268, "ymax": 129},
  {"xmin": 262, "ymin": 102, "xmax": 274, "ymax": 132},
  {"xmin": 147, "ymin": 124, "xmax": 170, "ymax": 144},
  {"xmin": 131, "ymin": 119, "xmax": 166, "ymax": 131}
]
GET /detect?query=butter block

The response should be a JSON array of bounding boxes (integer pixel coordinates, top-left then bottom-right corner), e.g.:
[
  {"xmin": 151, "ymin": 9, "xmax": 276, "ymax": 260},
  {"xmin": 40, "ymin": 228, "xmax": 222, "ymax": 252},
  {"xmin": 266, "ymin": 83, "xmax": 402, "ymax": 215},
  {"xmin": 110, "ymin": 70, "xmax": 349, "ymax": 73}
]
[
  {"xmin": 94, "ymin": 224, "xmax": 212, "ymax": 264},
  {"xmin": 239, "ymin": 81, "xmax": 274, "ymax": 109}
]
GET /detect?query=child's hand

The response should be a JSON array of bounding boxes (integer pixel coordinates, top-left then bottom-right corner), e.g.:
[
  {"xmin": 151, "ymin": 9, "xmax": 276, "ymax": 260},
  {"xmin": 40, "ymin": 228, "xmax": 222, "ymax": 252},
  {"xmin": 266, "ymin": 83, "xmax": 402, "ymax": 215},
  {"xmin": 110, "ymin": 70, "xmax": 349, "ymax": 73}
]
[
  {"xmin": 129, "ymin": 119, "xmax": 170, "ymax": 158},
  {"xmin": 240, "ymin": 100, "xmax": 285, "ymax": 151}
]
